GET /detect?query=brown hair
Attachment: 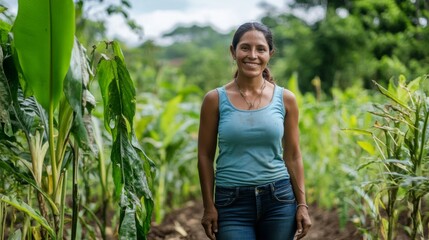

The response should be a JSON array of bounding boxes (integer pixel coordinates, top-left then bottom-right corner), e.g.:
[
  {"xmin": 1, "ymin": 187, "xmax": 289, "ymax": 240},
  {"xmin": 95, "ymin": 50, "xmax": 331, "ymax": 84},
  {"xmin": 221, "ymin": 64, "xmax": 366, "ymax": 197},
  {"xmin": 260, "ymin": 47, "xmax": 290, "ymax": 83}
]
[{"xmin": 231, "ymin": 22, "xmax": 275, "ymax": 82}]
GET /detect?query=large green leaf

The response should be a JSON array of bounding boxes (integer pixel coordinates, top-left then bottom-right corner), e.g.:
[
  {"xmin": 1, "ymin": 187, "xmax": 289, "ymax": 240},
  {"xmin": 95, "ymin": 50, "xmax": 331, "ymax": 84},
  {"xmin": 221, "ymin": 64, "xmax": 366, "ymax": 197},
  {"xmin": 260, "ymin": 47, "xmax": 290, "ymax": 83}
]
[
  {"xmin": 12, "ymin": 0, "xmax": 75, "ymax": 110},
  {"xmin": 97, "ymin": 56, "xmax": 136, "ymax": 135},
  {"xmin": 96, "ymin": 41, "xmax": 152, "ymax": 239},
  {"xmin": 0, "ymin": 195, "xmax": 55, "ymax": 238},
  {"xmin": 113, "ymin": 124, "xmax": 153, "ymax": 239}
]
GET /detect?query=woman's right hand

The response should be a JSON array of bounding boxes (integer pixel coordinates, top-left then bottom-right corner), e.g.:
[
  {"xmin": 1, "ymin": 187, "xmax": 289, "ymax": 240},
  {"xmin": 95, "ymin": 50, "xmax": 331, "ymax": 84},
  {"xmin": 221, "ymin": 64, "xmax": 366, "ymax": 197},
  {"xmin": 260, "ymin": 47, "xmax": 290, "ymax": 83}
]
[{"xmin": 201, "ymin": 206, "xmax": 218, "ymax": 240}]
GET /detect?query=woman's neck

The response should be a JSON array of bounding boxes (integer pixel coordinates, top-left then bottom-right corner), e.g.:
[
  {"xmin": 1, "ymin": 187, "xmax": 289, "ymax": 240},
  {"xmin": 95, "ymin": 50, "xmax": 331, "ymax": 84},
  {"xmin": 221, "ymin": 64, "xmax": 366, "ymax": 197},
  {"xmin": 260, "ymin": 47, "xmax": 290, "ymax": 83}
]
[{"xmin": 234, "ymin": 76, "xmax": 265, "ymax": 91}]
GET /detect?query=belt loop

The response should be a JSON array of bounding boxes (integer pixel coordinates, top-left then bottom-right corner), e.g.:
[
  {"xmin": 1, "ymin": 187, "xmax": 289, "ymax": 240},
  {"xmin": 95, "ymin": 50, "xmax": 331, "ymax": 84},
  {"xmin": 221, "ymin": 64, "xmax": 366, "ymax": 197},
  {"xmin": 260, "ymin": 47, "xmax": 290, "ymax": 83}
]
[
  {"xmin": 270, "ymin": 182, "xmax": 275, "ymax": 192},
  {"xmin": 235, "ymin": 186, "xmax": 240, "ymax": 197}
]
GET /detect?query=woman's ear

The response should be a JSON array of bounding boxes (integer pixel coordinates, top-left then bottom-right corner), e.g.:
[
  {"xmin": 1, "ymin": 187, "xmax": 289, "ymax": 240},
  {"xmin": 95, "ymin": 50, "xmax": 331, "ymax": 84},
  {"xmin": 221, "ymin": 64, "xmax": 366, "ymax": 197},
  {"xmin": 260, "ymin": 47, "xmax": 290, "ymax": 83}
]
[{"xmin": 230, "ymin": 45, "xmax": 236, "ymax": 59}]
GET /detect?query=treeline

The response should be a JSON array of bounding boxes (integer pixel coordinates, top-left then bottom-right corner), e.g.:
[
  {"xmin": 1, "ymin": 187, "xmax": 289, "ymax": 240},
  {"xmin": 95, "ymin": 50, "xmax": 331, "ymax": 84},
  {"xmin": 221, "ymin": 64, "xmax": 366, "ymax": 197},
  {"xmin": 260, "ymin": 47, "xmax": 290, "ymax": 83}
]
[{"xmin": 119, "ymin": 0, "xmax": 429, "ymax": 96}]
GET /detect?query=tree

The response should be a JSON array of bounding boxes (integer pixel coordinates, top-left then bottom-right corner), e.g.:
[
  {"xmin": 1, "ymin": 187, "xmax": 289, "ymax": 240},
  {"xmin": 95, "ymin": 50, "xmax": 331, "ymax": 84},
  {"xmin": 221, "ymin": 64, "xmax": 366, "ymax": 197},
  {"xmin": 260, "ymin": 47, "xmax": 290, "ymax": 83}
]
[{"xmin": 261, "ymin": 0, "xmax": 429, "ymax": 93}]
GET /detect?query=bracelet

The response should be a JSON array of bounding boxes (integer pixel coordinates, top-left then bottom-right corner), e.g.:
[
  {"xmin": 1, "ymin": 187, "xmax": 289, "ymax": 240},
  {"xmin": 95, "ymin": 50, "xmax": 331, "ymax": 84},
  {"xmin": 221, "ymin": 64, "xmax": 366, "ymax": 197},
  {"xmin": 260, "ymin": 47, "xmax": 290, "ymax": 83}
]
[{"xmin": 296, "ymin": 203, "xmax": 309, "ymax": 210}]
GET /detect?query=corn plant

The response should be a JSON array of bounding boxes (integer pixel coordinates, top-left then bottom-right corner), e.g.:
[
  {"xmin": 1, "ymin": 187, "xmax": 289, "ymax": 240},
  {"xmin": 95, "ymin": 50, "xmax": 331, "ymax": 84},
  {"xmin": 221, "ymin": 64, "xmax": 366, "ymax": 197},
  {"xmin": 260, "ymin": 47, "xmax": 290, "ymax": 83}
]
[
  {"xmin": 0, "ymin": 1, "xmax": 153, "ymax": 239},
  {"xmin": 287, "ymin": 74, "xmax": 375, "ymax": 211},
  {"xmin": 351, "ymin": 75, "xmax": 429, "ymax": 239},
  {"xmin": 134, "ymin": 71, "xmax": 201, "ymax": 223}
]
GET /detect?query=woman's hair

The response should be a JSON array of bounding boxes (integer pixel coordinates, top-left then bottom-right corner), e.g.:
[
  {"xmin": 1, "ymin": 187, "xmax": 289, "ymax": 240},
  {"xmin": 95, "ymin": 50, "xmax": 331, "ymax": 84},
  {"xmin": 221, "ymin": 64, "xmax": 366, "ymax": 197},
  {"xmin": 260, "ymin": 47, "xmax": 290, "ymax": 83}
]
[{"xmin": 232, "ymin": 22, "xmax": 275, "ymax": 82}]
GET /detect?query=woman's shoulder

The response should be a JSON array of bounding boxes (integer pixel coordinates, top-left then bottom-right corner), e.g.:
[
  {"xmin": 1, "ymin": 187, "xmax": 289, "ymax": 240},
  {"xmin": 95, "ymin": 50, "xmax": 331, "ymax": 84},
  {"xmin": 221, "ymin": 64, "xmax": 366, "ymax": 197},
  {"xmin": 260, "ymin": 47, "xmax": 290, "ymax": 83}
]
[
  {"xmin": 279, "ymin": 87, "xmax": 298, "ymax": 112},
  {"xmin": 204, "ymin": 88, "xmax": 220, "ymax": 100},
  {"xmin": 201, "ymin": 89, "xmax": 220, "ymax": 111},
  {"xmin": 281, "ymin": 87, "xmax": 297, "ymax": 101},
  {"xmin": 203, "ymin": 81, "xmax": 234, "ymax": 102}
]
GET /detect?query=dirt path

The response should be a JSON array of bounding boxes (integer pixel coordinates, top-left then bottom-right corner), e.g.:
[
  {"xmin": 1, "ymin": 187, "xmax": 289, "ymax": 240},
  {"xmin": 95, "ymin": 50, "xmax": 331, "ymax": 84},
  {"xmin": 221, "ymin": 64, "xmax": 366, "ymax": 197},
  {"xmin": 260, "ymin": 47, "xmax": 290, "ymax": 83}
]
[{"xmin": 148, "ymin": 201, "xmax": 361, "ymax": 240}]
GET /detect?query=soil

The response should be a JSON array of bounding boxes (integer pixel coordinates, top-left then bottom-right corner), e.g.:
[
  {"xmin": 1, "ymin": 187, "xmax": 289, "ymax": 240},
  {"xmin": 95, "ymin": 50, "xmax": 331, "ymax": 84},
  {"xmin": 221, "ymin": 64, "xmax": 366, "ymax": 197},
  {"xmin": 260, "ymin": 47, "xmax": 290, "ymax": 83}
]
[{"xmin": 147, "ymin": 201, "xmax": 361, "ymax": 240}]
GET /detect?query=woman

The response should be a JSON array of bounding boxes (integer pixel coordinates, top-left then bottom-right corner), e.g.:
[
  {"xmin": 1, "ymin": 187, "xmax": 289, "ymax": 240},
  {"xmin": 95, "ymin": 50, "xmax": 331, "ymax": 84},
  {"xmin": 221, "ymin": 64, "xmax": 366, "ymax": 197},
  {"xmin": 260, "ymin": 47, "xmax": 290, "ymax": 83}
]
[{"xmin": 198, "ymin": 22, "xmax": 311, "ymax": 240}]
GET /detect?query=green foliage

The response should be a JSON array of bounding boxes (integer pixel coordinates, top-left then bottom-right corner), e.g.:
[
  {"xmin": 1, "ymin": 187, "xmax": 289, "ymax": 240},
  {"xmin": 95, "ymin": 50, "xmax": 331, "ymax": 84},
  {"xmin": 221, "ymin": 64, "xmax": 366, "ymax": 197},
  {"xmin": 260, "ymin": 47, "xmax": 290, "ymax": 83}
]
[
  {"xmin": 260, "ymin": 0, "xmax": 429, "ymax": 93},
  {"xmin": 0, "ymin": 195, "xmax": 55, "ymax": 238},
  {"xmin": 353, "ymin": 75, "xmax": 429, "ymax": 239},
  {"xmin": 288, "ymin": 74, "xmax": 377, "ymax": 212},
  {"xmin": 135, "ymin": 90, "xmax": 200, "ymax": 223},
  {"xmin": 92, "ymin": 41, "xmax": 155, "ymax": 239},
  {"xmin": 156, "ymin": 25, "xmax": 232, "ymax": 92},
  {"xmin": 12, "ymin": 0, "xmax": 75, "ymax": 110},
  {"xmin": 0, "ymin": 1, "xmax": 153, "ymax": 239}
]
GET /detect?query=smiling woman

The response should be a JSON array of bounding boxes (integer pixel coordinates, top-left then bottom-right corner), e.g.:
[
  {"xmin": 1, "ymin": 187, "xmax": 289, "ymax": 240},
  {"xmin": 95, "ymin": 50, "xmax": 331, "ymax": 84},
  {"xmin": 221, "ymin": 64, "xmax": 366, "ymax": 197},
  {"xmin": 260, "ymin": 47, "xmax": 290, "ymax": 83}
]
[{"xmin": 197, "ymin": 22, "xmax": 312, "ymax": 240}]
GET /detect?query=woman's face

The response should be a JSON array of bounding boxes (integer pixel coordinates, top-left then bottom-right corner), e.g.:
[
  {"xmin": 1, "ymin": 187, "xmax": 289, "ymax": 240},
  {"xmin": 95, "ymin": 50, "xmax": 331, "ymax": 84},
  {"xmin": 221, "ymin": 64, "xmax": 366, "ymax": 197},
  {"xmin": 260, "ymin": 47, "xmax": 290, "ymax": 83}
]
[{"xmin": 231, "ymin": 30, "xmax": 273, "ymax": 80}]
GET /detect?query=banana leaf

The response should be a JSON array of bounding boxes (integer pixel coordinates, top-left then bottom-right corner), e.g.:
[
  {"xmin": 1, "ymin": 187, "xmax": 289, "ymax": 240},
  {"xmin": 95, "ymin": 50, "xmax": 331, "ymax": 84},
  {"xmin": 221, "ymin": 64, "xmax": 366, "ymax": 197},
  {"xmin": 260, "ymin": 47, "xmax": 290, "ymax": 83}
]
[{"xmin": 12, "ymin": 0, "xmax": 75, "ymax": 111}]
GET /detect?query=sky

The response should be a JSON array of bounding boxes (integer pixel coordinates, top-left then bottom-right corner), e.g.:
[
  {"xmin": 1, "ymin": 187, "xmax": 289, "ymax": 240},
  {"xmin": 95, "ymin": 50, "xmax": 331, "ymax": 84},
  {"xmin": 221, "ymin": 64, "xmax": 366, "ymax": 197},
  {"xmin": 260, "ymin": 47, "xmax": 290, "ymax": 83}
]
[
  {"xmin": 1, "ymin": 0, "xmax": 292, "ymax": 46},
  {"xmin": 106, "ymin": 0, "xmax": 288, "ymax": 46}
]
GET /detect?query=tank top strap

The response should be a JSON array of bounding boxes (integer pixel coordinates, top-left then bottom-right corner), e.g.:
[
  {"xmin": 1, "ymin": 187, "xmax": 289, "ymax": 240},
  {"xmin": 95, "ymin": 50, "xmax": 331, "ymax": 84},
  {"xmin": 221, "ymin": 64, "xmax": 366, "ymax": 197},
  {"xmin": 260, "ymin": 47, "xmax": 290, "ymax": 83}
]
[
  {"xmin": 273, "ymin": 85, "xmax": 285, "ymax": 116},
  {"xmin": 216, "ymin": 86, "xmax": 228, "ymax": 112}
]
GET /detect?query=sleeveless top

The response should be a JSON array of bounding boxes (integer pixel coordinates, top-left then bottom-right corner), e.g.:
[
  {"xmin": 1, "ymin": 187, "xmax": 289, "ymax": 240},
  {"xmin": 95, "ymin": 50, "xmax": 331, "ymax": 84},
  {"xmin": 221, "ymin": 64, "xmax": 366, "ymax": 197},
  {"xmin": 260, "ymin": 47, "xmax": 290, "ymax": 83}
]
[{"xmin": 215, "ymin": 84, "xmax": 290, "ymax": 187}]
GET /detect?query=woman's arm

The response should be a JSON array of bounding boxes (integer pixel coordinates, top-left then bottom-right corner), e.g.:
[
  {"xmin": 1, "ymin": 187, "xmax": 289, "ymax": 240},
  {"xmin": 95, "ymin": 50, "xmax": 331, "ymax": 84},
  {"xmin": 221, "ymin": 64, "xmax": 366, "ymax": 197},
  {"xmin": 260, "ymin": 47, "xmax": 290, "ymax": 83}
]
[
  {"xmin": 198, "ymin": 90, "xmax": 220, "ymax": 240},
  {"xmin": 282, "ymin": 89, "xmax": 311, "ymax": 239}
]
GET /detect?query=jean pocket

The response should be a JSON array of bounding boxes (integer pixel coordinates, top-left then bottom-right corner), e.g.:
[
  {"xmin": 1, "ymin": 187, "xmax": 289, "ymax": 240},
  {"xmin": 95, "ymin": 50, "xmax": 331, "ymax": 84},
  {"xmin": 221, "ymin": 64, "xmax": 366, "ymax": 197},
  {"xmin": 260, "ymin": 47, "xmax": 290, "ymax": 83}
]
[
  {"xmin": 215, "ymin": 187, "xmax": 237, "ymax": 207},
  {"xmin": 272, "ymin": 182, "xmax": 295, "ymax": 203}
]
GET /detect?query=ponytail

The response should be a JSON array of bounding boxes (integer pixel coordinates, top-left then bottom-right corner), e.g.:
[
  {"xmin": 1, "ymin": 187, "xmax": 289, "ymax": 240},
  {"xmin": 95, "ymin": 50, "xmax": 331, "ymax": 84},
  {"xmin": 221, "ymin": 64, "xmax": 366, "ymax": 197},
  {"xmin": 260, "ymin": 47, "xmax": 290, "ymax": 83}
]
[{"xmin": 263, "ymin": 68, "xmax": 274, "ymax": 83}]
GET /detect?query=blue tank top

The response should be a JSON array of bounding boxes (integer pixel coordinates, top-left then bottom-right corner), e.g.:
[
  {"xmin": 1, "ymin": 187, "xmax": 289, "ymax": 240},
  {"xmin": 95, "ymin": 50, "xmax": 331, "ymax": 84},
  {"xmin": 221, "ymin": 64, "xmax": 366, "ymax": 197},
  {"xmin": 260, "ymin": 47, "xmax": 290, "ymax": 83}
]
[{"xmin": 215, "ymin": 84, "xmax": 289, "ymax": 187}]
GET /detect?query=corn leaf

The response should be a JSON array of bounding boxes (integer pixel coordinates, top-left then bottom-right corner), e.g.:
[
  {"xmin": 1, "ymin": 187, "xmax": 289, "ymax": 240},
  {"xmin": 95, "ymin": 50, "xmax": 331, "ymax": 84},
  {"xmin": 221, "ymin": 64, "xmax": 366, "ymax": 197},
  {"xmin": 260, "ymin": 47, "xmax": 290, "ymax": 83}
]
[
  {"xmin": 372, "ymin": 80, "xmax": 411, "ymax": 111},
  {"xmin": 12, "ymin": 0, "xmax": 75, "ymax": 110},
  {"xmin": 0, "ymin": 159, "xmax": 59, "ymax": 215},
  {"xmin": 8, "ymin": 229, "xmax": 22, "ymax": 240},
  {"xmin": 0, "ymin": 195, "xmax": 55, "ymax": 238},
  {"xmin": 357, "ymin": 141, "xmax": 376, "ymax": 155}
]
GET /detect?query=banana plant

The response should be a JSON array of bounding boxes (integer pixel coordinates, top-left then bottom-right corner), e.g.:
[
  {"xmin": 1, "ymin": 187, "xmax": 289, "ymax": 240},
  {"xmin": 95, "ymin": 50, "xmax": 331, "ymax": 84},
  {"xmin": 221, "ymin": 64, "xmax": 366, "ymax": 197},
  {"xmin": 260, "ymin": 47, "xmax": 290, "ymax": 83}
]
[{"xmin": 0, "ymin": 0, "xmax": 154, "ymax": 239}]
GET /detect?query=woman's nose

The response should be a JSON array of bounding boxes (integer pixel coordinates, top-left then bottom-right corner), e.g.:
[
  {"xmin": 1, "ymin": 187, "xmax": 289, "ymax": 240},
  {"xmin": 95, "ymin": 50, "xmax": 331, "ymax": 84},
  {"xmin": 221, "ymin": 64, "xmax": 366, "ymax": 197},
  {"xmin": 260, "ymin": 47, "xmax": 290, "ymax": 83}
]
[{"xmin": 248, "ymin": 49, "xmax": 257, "ymax": 59}]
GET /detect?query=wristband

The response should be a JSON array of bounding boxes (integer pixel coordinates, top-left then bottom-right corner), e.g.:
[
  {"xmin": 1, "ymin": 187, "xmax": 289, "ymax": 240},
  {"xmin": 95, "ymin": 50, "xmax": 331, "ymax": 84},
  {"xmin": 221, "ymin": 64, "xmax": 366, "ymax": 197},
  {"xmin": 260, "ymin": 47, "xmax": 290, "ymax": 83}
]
[{"xmin": 296, "ymin": 203, "xmax": 308, "ymax": 210}]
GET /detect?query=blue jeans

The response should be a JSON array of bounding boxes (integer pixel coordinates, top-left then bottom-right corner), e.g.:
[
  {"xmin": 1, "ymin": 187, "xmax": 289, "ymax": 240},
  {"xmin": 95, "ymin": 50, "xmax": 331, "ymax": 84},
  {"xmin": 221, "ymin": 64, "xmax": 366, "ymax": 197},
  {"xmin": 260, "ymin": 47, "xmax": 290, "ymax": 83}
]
[{"xmin": 215, "ymin": 179, "xmax": 297, "ymax": 240}]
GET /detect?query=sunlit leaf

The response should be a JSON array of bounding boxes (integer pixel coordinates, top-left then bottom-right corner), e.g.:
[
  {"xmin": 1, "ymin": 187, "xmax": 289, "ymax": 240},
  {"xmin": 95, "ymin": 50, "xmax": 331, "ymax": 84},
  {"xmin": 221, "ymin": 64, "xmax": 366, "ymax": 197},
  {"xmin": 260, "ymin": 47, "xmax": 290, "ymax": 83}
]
[
  {"xmin": 12, "ymin": 0, "xmax": 75, "ymax": 110},
  {"xmin": 357, "ymin": 141, "xmax": 376, "ymax": 155},
  {"xmin": 373, "ymin": 80, "xmax": 411, "ymax": 111},
  {"xmin": 342, "ymin": 128, "xmax": 373, "ymax": 136}
]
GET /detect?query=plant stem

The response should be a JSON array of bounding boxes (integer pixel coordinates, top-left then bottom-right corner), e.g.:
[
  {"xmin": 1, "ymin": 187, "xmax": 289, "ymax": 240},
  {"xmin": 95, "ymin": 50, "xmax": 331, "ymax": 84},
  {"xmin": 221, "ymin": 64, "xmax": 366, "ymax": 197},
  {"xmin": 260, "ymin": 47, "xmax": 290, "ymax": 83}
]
[
  {"xmin": 387, "ymin": 187, "xmax": 398, "ymax": 240},
  {"xmin": 410, "ymin": 194, "xmax": 421, "ymax": 240},
  {"xmin": 36, "ymin": 192, "xmax": 48, "ymax": 239},
  {"xmin": 0, "ymin": 201, "xmax": 5, "ymax": 240},
  {"xmin": 72, "ymin": 142, "xmax": 79, "ymax": 240},
  {"xmin": 49, "ymin": 103, "xmax": 58, "ymax": 199},
  {"xmin": 58, "ymin": 171, "xmax": 67, "ymax": 240}
]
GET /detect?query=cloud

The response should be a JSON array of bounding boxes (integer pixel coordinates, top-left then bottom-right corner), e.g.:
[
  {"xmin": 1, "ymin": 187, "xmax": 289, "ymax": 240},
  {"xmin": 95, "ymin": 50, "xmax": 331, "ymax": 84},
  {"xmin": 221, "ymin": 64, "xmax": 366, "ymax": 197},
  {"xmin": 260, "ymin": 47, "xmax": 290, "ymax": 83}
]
[{"xmin": 106, "ymin": 0, "xmax": 287, "ymax": 46}]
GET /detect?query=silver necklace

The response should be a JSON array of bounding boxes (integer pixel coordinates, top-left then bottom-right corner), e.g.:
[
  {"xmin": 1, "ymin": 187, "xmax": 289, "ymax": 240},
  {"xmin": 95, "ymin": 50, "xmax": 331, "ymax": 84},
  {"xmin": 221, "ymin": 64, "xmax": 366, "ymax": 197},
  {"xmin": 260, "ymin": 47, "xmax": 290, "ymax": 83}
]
[{"xmin": 234, "ymin": 78, "xmax": 266, "ymax": 110}]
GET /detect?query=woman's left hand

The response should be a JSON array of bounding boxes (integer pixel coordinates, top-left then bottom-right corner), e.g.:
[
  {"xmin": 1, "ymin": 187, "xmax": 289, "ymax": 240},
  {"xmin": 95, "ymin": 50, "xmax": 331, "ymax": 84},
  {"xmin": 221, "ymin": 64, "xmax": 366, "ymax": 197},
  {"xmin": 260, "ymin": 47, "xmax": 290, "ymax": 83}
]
[{"xmin": 295, "ymin": 206, "xmax": 311, "ymax": 239}]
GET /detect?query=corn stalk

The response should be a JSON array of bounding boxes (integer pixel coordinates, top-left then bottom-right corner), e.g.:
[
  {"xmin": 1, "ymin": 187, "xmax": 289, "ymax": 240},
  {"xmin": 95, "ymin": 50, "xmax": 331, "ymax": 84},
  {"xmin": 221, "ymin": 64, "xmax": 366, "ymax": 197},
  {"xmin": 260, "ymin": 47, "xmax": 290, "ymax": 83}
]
[{"xmin": 355, "ymin": 75, "xmax": 429, "ymax": 239}]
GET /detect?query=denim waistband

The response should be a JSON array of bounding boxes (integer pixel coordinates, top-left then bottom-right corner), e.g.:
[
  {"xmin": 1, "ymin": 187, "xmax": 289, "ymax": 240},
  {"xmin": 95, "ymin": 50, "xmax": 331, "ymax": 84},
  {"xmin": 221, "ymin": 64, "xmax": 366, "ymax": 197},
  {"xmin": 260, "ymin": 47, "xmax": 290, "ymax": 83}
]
[{"xmin": 216, "ymin": 178, "xmax": 290, "ymax": 196}]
